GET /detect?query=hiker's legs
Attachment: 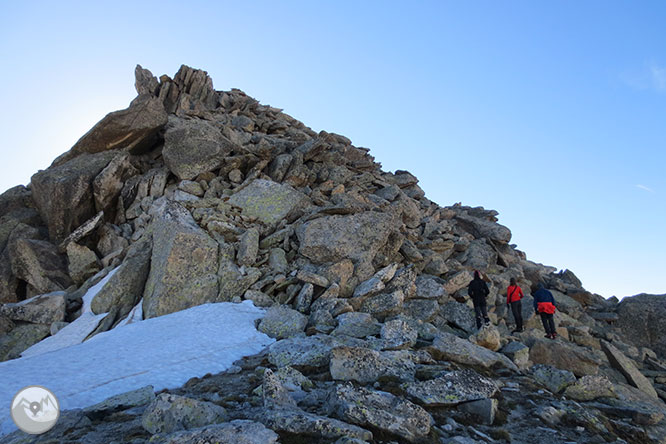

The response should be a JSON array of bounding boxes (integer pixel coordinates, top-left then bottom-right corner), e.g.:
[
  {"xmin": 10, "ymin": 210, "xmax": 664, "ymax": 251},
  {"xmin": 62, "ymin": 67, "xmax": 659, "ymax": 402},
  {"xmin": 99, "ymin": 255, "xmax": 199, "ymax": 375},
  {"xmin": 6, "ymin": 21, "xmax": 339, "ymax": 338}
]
[
  {"xmin": 480, "ymin": 301, "xmax": 489, "ymax": 326},
  {"xmin": 473, "ymin": 301, "xmax": 489, "ymax": 328},
  {"xmin": 511, "ymin": 300, "xmax": 523, "ymax": 330},
  {"xmin": 473, "ymin": 301, "xmax": 483, "ymax": 329},
  {"xmin": 540, "ymin": 313, "xmax": 555, "ymax": 335},
  {"xmin": 546, "ymin": 314, "xmax": 556, "ymax": 336},
  {"xmin": 540, "ymin": 313, "xmax": 550, "ymax": 334}
]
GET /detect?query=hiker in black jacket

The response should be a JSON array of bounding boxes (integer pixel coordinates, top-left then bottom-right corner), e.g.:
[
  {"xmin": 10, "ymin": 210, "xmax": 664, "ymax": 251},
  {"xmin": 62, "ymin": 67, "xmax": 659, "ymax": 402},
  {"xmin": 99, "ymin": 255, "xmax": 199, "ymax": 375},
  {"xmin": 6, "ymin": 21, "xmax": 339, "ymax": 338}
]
[{"xmin": 468, "ymin": 270, "xmax": 490, "ymax": 329}]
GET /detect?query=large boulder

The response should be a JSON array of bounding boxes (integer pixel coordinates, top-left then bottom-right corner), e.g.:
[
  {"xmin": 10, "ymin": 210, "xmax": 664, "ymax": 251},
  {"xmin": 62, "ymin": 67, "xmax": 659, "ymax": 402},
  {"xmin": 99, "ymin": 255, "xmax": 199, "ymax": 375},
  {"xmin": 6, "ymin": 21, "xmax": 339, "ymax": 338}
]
[
  {"xmin": 331, "ymin": 312, "xmax": 381, "ymax": 338},
  {"xmin": 0, "ymin": 185, "xmax": 34, "ymax": 216},
  {"xmin": 160, "ymin": 65, "xmax": 219, "ymax": 113},
  {"xmin": 91, "ymin": 238, "xmax": 152, "ymax": 316},
  {"xmin": 260, "ymin": 408, "xmax": 372, "ymax": 441},
  {"xmin": 0, "ymin": 250, "xmax": 19, "ymax": 304},
  {"xmin": 163, "ymin": 117, "xmax": 236, "ymax": 180},
  {"xmin": 461, "ymin": 239, "xmax": 498, "ymax": 270},
  {"xmin": 550, "ymin": 289, "xmax": 583, "ymax": 318},
  {"xmin": 229, "ymin": 179, "xmax": 308, "ymax": 225},
  {"xmin": 454, "ymin": 213, "xmax": 512, "ymax": 244},
  {"xmin": 258, "ymin": 305, "xmax": 308, "ymax": 339},
  {"xmin": 150, "ymin": 420, "xmax": 278, "ymax": 444},
  {"xmin": 529, "ymin": 339, "xmax": 601, "ymax": 377},
  {"xmin": 262, "ymin": 368, "xmax": 297, "ymax": 410},
  {"xmin": 500, "ymin": 341, "xmax": 530, "ymax": 369},
  {"xmin": 296, "ymin": 211, "xmax": 396, "ymax": 264},
  {"xmin": 440, "ymin": 301, "xmax": 476, "ymax": 333},
  {"xmin": 141, "ymin": 393, "xmax": 227, "ymax": 435},
  {"xmin": 380, "ymin": 318, "xmax": 418, "ymax": 350},
  {"xmin": 0, "ymin": 292, "xmax": 65, "ymax": 324},
  {"xmin": 0, "ymin": 205, "xmax": 41, "ymax": 254},
  {"xmin": 563, "ymin": 375, "xmax": 617, "ymax": 401},
  {"xmin": 428, "ymin": 332, "xmax": 517, "ymax": 371},
  {"xmin": 601, "ymin": 340, "xmax": 658, "ymax": 399},
  {"xmin": 70, "ymin": 95, "xmax": 167, "ymax": 156},
  {"xmin": 414, "ymin": 274, "xmax": 446, "ymax": 299},
  {"xmin": 142, "ymin": 200, "xmax": 219, "ymax": 318},
  {"xmin": 0, "ymin": 323, "xmax": 50, "ymax": 361},
  {"xmin": 66, "ymin": 242, "xmax": 100, "ymax": 284},
  {"xmin": 329, "ymin": 383, "xmax": 432, "ymax": 443},
  {"xmin": 472, "ymin": 324, "xmax": 501, "ymax": 351},
  {"xmin": 530, "ymin": 364, "xmax": 576, "ymax": 393},
  {"xmin": 268, "ymin": 334, "xmax": 346, "ymax": 369},
  {"xmin": 615, "ymin": 294, "xmax": 666, "ymax": 358},
  {"xmin": 84, "ymin": 385, "xmax": 155, "ymax": 418},
  {"xmin": 443, "ymin": 270, "xmax": 473, "ymax": 295},
  {"xmin": 404, "ymin": 369, "xmax": 498, "ymax": 406},
  {"xmin": 329, "ymin": 346, "xmax": 416, "ymax": 383},
  {"xmin": 31, "ymin": 151, "xmax": 116, "ymax": 242},
  {"xmin": 92, "ymin": 152, "xmax": 140, "ymax": 214},
  {"xmin": 9, "ymin": 238, "xmax": 72, "ymax": 294}
]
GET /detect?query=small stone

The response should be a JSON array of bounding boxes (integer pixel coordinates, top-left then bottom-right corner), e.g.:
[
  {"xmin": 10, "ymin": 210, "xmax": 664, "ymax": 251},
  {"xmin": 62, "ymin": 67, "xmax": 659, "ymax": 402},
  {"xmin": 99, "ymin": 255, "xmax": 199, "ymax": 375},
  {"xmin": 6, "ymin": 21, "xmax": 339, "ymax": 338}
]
[
  {"xmin": 459, "ymin": 398, "xmax": 498, "ymax": 425},
  {"xmin": 177, "ymin": 180, "xmax": 205, "ymax": 197},
  {"xmin": 237, "ymin": 228, "xmax": 260, "ymax": 266},
  {"xmin": 295, "ymin": 283, "xmax": 314, "ymax": 313},
  {"xmin": 297, "ymin": 270, "xmax": 330, "ymax": 287},
  {"xmin": 268, "ymin": 248, "xmax": 288, "ymax": 274},
  {"xmin": 228, "ymin": 168, "xmax": 243, "ymax": 183}
]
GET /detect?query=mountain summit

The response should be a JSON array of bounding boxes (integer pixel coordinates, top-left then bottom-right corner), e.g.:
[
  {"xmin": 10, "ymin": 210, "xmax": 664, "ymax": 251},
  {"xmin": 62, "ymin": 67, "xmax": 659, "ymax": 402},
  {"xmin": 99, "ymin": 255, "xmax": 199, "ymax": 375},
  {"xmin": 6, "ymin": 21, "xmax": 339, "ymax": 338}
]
[{"xmin": 0, "ymin": 65, "xmax": 665, "ymax": 443}]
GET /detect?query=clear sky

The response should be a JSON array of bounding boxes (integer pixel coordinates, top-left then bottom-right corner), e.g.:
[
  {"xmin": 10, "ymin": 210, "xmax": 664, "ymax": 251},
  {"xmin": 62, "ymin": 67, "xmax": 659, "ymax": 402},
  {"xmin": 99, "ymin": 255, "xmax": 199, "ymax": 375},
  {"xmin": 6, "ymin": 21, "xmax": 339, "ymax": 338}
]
[{"xmin": 0, "ymin": 1, "xmax": 664, "ymax": 299}]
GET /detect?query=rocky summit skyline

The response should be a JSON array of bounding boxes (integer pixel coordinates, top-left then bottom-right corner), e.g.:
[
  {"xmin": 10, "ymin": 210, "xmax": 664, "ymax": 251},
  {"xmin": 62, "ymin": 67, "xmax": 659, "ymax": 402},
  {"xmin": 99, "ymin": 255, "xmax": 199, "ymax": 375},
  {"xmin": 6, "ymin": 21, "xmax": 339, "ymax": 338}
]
[{"xmin": 0, "ymin": 65, "xmax": 665, "ymax": 443}]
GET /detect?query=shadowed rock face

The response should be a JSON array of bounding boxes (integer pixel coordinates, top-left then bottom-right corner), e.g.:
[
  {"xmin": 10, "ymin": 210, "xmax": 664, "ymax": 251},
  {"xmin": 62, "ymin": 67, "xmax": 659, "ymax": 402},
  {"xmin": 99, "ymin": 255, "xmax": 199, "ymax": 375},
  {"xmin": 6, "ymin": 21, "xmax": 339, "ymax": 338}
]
[
  {"xmin": 2, "ymin": 64, "xmax": 666, "ymax": 444},
  {"xmin": 70, "ymin": 95, "xmax": 168, "ymax": 157},
  {"xmin": 616, "ymin": 294, "xmax": 666, "ymax": 357},
  {"xmin": 31, "ymin": 151, "xmax": 117, "ymax": 243},
  {"xmin": 163, "ymin": 118, "xmax": 236, "ymax": 180}
]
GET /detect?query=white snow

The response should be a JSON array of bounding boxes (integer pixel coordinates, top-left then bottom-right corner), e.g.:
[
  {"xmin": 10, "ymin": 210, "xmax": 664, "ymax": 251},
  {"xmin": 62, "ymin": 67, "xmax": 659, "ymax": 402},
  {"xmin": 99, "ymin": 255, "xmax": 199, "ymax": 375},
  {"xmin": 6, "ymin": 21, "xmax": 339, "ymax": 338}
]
[
  {"xmin": 0, "ymin": 300, "xmax": 274, "ymax": 436},
  {"xmin": 20, "ymin": 312, "xmax": 108, "ymax": 358},
  {"xmin": 19, "ymin": 268, "xmax": 118, "ymax": 359}
]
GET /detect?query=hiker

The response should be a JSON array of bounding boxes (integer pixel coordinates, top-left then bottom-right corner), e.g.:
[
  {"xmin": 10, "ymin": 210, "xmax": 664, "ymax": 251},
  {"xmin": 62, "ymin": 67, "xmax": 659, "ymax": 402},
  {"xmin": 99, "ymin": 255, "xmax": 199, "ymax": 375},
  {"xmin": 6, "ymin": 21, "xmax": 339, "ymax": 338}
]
[
  {"xmin": 533, "ymin": 283, "xmax": 557, "ymax": 339},
  {"xmin": 468, "ymin": 270, "xmax": 490, "ymax": 329},
  {"xmin": 506, "ymin": 277, "xmax": 524, "ymax": 333}
]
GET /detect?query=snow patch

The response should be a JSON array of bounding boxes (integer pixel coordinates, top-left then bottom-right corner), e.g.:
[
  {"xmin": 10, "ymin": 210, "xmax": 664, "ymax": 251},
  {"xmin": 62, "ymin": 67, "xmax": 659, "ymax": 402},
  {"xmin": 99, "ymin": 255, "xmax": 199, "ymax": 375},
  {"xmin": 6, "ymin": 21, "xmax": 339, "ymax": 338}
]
[
  {"xmin": 20, "ymin": 312, "xmax": 108, "ymax": 358},
  {"xmin": 18, "ymin": 267, "xmax": 120, "ymax": 359},
  {"xmin": 0, "ymin": 301, "xmax": 274, "ymax": 436}
]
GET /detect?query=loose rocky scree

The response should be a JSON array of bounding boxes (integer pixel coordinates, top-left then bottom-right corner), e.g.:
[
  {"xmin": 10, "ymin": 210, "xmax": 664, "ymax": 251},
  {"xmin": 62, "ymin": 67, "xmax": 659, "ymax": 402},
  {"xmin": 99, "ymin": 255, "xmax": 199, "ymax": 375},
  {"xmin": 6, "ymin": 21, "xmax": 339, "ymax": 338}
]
[{"xmin": 1, "ymin": 64, "xmax": 666, "ymax": 444}]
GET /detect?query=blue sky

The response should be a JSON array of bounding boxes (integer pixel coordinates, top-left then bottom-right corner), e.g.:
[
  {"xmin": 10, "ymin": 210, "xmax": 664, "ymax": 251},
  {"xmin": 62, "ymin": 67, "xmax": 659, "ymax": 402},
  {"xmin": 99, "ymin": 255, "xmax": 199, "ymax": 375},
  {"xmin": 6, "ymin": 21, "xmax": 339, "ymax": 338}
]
[{"xmin": 0, "ymin": 1, "xmax": 664, "ymax": 298}]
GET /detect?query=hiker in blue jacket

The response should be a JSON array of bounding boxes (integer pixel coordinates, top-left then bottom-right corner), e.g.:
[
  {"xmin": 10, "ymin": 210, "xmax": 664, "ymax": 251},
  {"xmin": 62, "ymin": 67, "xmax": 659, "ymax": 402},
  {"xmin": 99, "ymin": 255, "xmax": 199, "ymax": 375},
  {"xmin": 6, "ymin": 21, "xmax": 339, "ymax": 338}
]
[{"xmin": 533, "ymin": 283, "xmax": 557, "ymax": 339}]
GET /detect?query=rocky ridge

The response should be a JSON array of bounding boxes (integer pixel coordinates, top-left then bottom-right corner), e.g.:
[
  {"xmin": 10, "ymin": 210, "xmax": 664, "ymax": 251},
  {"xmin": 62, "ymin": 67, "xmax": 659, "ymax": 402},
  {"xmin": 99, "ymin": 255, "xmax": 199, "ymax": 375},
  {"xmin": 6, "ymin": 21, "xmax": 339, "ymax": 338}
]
[{"xmin": 1, "ymin": 64, "xmax": 666, "ymax": 444}]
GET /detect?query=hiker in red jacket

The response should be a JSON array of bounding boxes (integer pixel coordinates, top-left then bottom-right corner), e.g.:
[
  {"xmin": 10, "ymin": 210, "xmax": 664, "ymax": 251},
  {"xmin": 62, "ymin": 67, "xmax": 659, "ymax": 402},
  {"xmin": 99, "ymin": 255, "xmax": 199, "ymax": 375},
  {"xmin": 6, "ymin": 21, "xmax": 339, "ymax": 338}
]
[{"xmin": 506, "ymin": 278, "xmax": 524, "ymax": 333}]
